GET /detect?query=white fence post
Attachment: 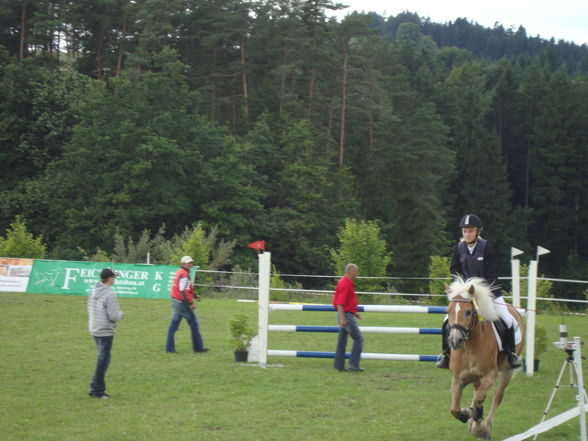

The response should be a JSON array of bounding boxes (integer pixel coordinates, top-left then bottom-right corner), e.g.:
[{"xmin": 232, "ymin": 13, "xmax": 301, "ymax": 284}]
[
  {"xmin": 575, "ymin": 336, "xmax": 587, "ymax": 441},
  {"xmin": 525, "ymin": 259, "xmax": 538, "ymax": 376},
  {"xmin": 257, "ymin": 252, "xmax": 271, "ymax": 367},
  {"xmin": 511, "ymin": 247, "xmax": 524, "ymax": 308},
  {"xmin": 512, "ymin": 259, "xmax": 521, "ymax": 308}
]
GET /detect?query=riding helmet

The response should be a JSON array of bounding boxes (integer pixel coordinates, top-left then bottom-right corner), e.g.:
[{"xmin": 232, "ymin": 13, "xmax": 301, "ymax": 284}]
[{"xmin": 459, "ymin": 214, "xmax": 482, "ymax": 229}]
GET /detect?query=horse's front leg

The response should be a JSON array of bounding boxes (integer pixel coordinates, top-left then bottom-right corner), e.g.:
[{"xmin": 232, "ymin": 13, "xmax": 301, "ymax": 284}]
[
  {"xmin": 467, "ymin": 374, "xmax": 497, "ymax": 439},
  {"xmin": 450, "ymin": 376, "xmax": 469, "ymax": 423}
]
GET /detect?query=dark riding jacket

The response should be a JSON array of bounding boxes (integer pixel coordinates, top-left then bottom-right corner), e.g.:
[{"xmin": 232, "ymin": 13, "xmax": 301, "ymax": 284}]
[{"xmin": 450, "ymin": 238, "xmax": 502, "ymax": 297}]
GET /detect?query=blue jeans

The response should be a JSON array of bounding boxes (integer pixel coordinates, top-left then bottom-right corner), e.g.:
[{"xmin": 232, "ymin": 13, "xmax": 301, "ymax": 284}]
[
  {"xmin": 90, "ymin": 335, "xmax": 113, "ymax": 396},
  {"xmin": 334, "ymin": 312, "xmax": 363, "ymax": 370},
  {"xmin": 166, "ymin": 300, "xmax": 204, "ymax": 352}
]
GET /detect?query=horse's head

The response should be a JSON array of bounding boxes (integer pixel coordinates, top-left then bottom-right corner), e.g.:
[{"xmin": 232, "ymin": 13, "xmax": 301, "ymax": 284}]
[{"xmin": 445, "ymin": 277, "xmax": 499, "ymax": 350}]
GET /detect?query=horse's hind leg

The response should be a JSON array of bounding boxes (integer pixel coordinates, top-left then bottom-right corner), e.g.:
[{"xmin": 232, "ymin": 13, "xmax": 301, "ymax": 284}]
[{"xmin": 485, "ymin": 369, "xmax": 514, "ymax": 432}]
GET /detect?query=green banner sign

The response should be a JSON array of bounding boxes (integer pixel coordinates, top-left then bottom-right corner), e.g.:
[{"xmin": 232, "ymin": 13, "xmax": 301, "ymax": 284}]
[{"xmin": 26, "ymin": 260, "xmax": 195, "ymax": 299}]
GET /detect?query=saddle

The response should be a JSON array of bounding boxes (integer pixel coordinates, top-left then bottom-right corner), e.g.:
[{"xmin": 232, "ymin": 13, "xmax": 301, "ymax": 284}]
[{"xmin": 491, "ymin": 318, "xmax": 522, "ymax": 352}]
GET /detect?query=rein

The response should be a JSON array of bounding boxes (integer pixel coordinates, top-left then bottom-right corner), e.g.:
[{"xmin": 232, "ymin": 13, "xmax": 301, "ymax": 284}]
[{"xmin": 448, "ymin": 298, "xmax": 479, "ymax": 340}]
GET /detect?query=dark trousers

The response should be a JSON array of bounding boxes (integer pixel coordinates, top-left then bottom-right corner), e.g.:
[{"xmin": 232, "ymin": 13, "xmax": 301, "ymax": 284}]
[
  {"xmin": 334, "ymin": 312, "xmax": 363, "ymax": 370},
  {"xmin": 166, "ymin": 300, "xmax": 204, "ymax": 352},
  {"xmin": 90, "ymin": 335, "xmax": 113, "ymax": 396}
]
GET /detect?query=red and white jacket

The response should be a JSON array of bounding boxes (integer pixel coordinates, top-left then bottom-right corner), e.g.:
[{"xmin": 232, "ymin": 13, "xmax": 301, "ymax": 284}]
[{"xmin": 170, "ymin": 266, "xmax": 195, "ymax": 304}]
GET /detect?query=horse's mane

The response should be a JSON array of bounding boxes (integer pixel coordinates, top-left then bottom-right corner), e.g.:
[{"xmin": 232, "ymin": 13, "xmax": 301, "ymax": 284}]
[{"xmin": 447, "ymin": 276, "xmax": 499, "ymax": 321}]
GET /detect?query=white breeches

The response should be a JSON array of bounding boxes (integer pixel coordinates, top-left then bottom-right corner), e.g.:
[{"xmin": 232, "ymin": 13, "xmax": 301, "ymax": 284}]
[{"xmin": 494, "ymin": 296, "xmax": 516, "ymax": 328}]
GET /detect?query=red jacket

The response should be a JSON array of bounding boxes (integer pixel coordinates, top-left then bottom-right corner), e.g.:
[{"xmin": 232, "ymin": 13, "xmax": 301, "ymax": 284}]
[
  {"xmin": 170, "ymin": 266, "xmax": 195, "ymax": 303},
  {"xmin": 332, "ymin": 276, "xmax": 358, "ymax": 313}
]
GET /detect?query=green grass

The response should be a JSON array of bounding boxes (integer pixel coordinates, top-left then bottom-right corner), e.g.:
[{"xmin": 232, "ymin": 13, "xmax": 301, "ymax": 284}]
[{"xmin": 1, "ymin": 292, "xmax": 586, "ymax": 441}]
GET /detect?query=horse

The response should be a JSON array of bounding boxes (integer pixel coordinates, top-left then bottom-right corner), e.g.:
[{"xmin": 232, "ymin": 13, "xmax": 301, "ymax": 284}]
[{"xmin": 445, "ymin": 277, "xmax": 525, "ymax": 439}]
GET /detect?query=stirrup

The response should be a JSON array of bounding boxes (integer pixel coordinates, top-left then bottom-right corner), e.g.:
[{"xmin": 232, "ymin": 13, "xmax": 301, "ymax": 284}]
[
  {"xmin": 508, "ymin": 352, "xmax": 522, "ymax": 368},
  {"xmin": 436, "ymin": 353, "xmax": 450, "ymax": 369}
]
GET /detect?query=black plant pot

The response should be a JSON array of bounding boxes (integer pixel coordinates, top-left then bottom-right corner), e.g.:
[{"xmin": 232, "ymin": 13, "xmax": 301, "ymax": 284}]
[
  {"xmin": 522, "ymin": 359, "xmax": 541, "ymax": 372},
  {"xmin": 234, "ymin": 350, "xmax": 248, "ymax": 362}
]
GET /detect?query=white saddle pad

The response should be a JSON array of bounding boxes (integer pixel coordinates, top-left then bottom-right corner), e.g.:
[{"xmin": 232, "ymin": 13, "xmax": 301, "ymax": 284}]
[{"xmin": 491, "ymin": 321, "xmax": 522, "ymax": 352}]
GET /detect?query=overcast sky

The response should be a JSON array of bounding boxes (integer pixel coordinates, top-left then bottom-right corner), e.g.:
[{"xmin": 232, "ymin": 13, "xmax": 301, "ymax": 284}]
[{"xmin": 330, "ymin": 0, "xmax": 588, "ymax": 45}]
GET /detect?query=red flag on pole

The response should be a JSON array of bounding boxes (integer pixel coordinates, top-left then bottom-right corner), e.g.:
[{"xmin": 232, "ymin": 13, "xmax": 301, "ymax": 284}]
[{"xmin": 247, "ymin": 240, "xmax": 266, "ymax": 253}]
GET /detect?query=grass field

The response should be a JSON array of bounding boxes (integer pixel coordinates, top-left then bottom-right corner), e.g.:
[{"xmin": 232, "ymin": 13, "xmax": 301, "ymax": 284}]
[{"xmin": 1, "ymin": 291, "xmax": 586, "ymax": 441}]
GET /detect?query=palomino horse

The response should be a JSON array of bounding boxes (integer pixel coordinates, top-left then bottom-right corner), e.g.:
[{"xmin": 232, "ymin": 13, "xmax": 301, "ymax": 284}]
[{"xmin": 445, "ymin": 277, "xmax": 524, "ymax": 439}]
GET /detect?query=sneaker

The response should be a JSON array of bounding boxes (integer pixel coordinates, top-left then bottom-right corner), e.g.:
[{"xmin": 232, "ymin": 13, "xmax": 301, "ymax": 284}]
[
  {"xmin": 335, "ymin": 367, "xmax": 347, "ymax": 372},
  {"xmin": 195, "ymin": 348, "xmax": 209, "ymax": 353},
  {"xmin": 89, "ymin": 393, "xmax": 110, "ymax": 399},
  {"xmin": 436, "ymin": 353, "xmax": 450, "ymax": 369},
  {"xmin": 348, "ymin": 367, "xmax": 364, "ymax": 372}
]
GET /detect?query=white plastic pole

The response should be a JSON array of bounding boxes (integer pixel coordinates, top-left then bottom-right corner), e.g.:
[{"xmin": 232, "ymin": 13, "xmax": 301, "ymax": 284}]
[
  {"xmin": 257, "ymin": 252, "xmax": 271, "ymax": 367},
  {"xmin": 512, "ymin": 258, "xmax": 521, "ymax": 308},
  {"xmin": 511, "ymin": 247, "xmax": 524, "ymax": 308},
  {"xmin": 525, "ymin": 260, "xmax": 538, "ymax": 376},
  {"xmin": 147, "ymin": 252, "xmax": 150, "ymax": 265},
  {"xmin": 574, "ymin": 336, "xmax": 587, "ymax": 441}
]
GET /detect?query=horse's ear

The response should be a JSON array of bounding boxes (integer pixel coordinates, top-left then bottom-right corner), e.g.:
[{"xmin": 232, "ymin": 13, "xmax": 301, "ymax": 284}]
[
  {"xmin": 468, "ymin": 285, "xmax": 475, "ymax": 295},
  {"xmin": 444, "ymin": 282, "xmax": 450, "ymax": 292}
]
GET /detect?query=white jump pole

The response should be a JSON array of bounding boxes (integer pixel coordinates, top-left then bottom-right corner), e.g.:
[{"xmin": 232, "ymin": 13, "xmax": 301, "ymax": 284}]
[
  {"xmin": 525, "ymin": 246, "xmax": 550, "ymax": 376},
  {"xmin": 525, "ymin": 259, "xmax": 538, "ymax": 376},
  {"xmin": 575, "ymin": 336, "xmax": 587, "ymax": 441},
  {"xmin": 257, "ymin": 252, "xmax": 271, "ymax": 367},
  {"xmin": 511, "ymin": 247, "xmax": 524, "ymax": 308}
]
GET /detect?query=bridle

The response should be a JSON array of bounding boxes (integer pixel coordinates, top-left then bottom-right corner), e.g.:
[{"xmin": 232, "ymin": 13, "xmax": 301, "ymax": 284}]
[{"xmin": 448, "ymin": 298, "xmax": 479, "ymax": 341}]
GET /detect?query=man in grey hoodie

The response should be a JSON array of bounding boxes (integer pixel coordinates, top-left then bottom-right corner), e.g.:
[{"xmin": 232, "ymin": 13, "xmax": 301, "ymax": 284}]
[{"xmin": 87, "ymin": 267, "xmax": 124, "ymax": 399}]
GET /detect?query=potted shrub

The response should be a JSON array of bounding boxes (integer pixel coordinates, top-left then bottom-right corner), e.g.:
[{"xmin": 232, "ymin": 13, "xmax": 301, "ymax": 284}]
[
  {"xmin": 533, "ymin": 322, "xmax": 549, "ymax": 372},
  {"xmin": 229, "ymin": 314, "xmax": 256, "ymax": 362}
]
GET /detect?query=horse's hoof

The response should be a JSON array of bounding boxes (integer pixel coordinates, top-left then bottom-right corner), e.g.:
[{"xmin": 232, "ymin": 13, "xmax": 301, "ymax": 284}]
[
  {"xmin": 469, "ymin": 421, "xmax": 491, "ymax": 439},
  {"xmin": 457, "ymin": 411, "xmax": 469, "ymax": 423},
  {"xmin": 452, "ymin": 407, "xmax": 474, "ymax": 423}
]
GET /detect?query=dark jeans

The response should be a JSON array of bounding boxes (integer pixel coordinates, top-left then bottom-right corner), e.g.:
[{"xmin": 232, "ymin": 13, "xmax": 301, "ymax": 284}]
[
  {"xmin": 334, "ymin": 312, "xmax": 363, "ymax": 370},
  {"xmin": 90, "ymin": 335, "xmax": 113, "ymax": 396},
  {"xmin": 166, "ymin": 299, "xmax": 204, "ymax": 352}
]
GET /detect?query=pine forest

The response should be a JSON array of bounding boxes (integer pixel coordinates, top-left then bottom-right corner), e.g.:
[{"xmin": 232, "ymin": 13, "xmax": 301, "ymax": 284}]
[{"xmin": 1, "ymin": 1, "xmax": 588, "ymax": 303}]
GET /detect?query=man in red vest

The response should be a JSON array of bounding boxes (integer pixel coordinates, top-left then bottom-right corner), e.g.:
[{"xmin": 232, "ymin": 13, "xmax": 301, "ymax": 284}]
[{"xmin": 165, "ymin": 256, "xmax": 208, "ymax": 353}]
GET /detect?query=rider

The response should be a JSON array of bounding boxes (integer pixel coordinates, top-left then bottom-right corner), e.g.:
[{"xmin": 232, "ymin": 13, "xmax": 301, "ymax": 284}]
[{"xmin": 436, "ymin": 214, "xmax": 522, "ymax": 369}]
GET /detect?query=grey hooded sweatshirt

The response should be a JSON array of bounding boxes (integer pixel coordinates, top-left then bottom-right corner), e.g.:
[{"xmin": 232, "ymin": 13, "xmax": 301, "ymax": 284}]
[{"xmin": 87, "ymin": 282, "xmax": 123, "ymax": 337}]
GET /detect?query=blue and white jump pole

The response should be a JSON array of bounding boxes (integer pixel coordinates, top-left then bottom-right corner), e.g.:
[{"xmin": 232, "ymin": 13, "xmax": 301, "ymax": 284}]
[{"xmin": 266, "ymin": 350, "xmax": 438, "ymax": 362}]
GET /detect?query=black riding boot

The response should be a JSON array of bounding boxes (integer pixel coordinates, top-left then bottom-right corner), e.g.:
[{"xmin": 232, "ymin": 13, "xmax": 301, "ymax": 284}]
[
  {"xmin": 436, "ymin": 319, "xmax": 450, "ymax": 369},
  {"xmin": 506, "ymin": 326, "xmax": 522, "ymax": 369}
]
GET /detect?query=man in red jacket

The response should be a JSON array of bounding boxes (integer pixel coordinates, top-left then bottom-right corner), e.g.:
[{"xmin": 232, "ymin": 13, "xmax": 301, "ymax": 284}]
[
  {"xmin": 333, "ymin": 263, "xmax": 364, "ymax": 372},
  {"xmin": 165, "ymin": 256, "xmax": 208, "ymax": 353}
]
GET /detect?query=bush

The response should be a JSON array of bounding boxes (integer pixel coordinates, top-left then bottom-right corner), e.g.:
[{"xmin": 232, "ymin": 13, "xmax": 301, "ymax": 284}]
[
  {"xmin": 533, "ymin": 322, "xmax": 549, "ymax": 358},
  {"xmin": 509, "ymin": 264, "xmax": 554, "ymax": 312},
  {"xmin": 427, "ymin": 256, "xmax": 451, "ymax": 305},
  {"xmin": 330, "ymin": 218, "xmax": 392, "ymax": 302},
  {"xmin": 270, "ymin": 264, "xmax": 302, "ymax": 302},
  {"xmin": 0, "ymin": 216, "xmax": 46, "ymax": 258},
  {"xmin": 79, "ymin": 247, "xmax": 110, "ymax": 262},
  {"xmin": 228, "ymin": 314, "xmax": 256, "ymax": 351}
]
